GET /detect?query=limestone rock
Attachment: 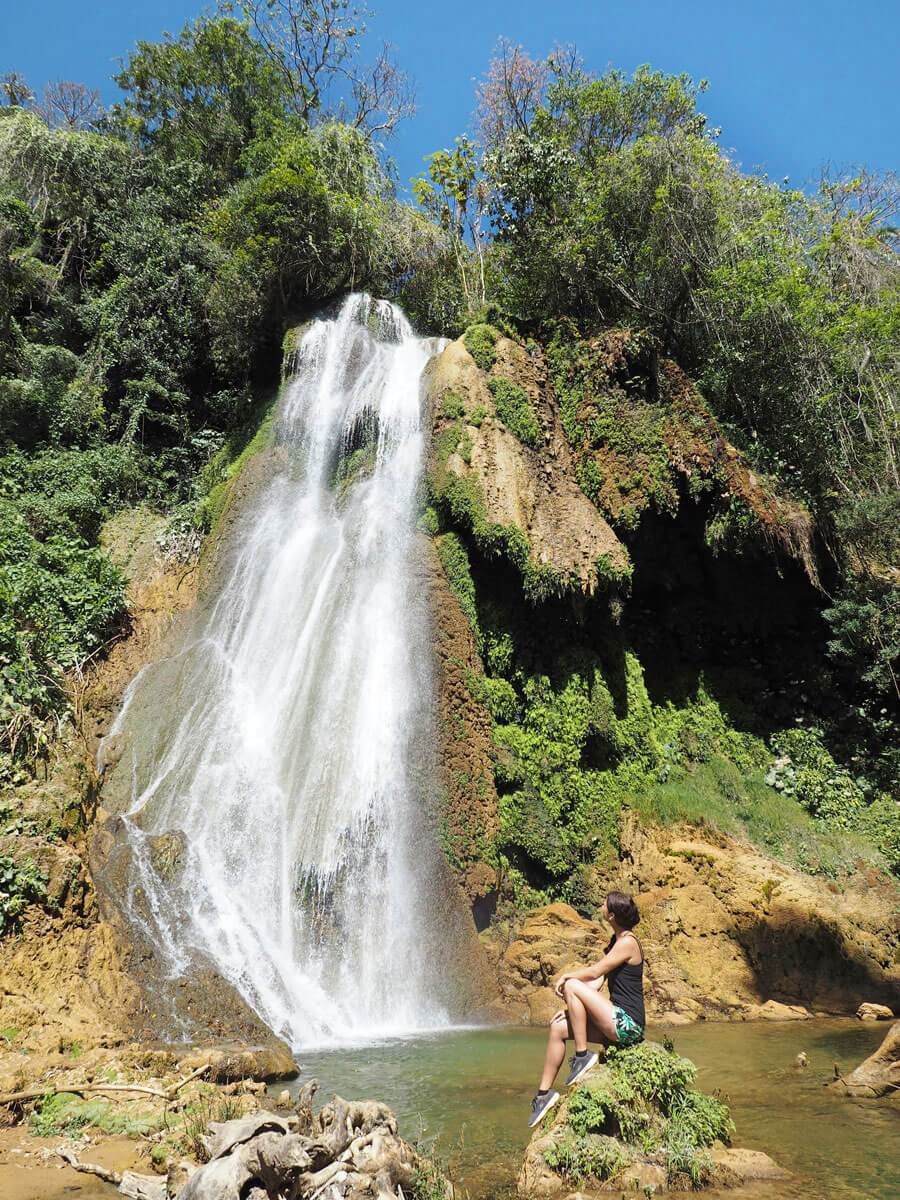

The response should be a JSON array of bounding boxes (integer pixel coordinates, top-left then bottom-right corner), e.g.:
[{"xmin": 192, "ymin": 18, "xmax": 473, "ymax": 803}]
[
  {"xmin": 428, "ymin": 335, "xmax": 628, "ymax": 595},
  {"xmin": 482, "ymin": 812, "xmax": 900, "ymax": 1023},
  {"xmin": 832, "ymin": 1020, "xmax": 900, "ymax": 1098},
  {"xmin": 857, "ymin": 1002, "xmax": 894, "ymax": 1021},
  {"xmin": 708, "ymin": 1145, "xmax": 786, "ymax": 1181},
  {"xmin": 178, "ymin": 1044, "xmax": 299, "ymax": 1084},
  {"xmin": 749, "ymin": 1000, "xmax": 812, "ymax": 1021}
]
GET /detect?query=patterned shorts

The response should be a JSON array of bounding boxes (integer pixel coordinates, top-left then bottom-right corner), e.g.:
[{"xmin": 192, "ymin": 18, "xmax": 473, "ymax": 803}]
[{"xmin": 613, "ymin": 1006, "xmax": 644, "ymax": 1046}]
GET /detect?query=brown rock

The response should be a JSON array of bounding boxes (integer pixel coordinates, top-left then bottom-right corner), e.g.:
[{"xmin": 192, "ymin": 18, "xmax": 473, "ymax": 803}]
[
  {"xmin": 857, "ymin": 1002, "xmax": 894, "ymax": 1021},
  {"xmin": 833, "ymin": 1020, "xmax": 900, "ymax": 1098},
  {"xmin": 483, "ymin": 812, "xmax": 900, "ymax": 1024},
  {"xmin": 178, "ymin": 1045, "xmax": 299, "ymax": 1084},
  {"xmin": 708, "ymin": 1145, "xmax": 787, "ymax": 1181},
  {"xmin": 750, "ymin": 1000, "xmax": 813, "ymax": 1021}
]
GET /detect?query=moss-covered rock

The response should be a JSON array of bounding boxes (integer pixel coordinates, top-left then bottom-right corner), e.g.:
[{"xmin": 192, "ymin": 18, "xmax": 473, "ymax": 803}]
[
  {"xmin": 427, "ymin": 333, "xmax": 630, "ymax": 599},
  {"xmin": 520, "ymin": 1042, "xmax": 783, "ymax": 1196}
]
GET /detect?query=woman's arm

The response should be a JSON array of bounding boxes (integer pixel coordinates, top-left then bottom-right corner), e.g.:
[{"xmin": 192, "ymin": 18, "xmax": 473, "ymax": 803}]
[{"xmin": 554, "ymin": 940, "xmax": 634, "ymax": 996}]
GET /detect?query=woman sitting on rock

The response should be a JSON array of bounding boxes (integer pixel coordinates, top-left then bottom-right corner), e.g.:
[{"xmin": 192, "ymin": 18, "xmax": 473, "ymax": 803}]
[{"xmin": 528, "ymin": 890, "xmax": 646, "ymax": 1127}]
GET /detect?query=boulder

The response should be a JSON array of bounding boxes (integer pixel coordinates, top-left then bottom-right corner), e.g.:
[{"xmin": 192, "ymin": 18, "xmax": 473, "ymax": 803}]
[
  {"xmin": 856, "ymin": 1002, "xmax": 894, "ymax": 1021},
  {"xmin": 748, "ymin": 999, "xmax": 812, "ymax": 1021},
  {"xmin": 178, "ymin": 1044, "xmax": 299, "ymax": 1084},
  {"xmin": 708, "ymin": 1146, "xmax": 786, "ymax": 1182},
  {"xmin": 832, "ymin": 1021, "xmax": 900, "ymax": 1098}
]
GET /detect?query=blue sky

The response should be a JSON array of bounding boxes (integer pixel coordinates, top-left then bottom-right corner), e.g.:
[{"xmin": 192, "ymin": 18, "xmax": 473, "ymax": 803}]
[{"xmin": 2, "ymin": 0, "xmax": 896, "ymax": 195}]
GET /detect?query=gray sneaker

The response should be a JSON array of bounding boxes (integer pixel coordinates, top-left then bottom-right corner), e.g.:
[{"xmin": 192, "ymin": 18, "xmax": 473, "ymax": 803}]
[
  {"xmin": 565, "ymin": 1050, "xmax": 598, "ymax": 1086},
  {"xmin": 528, "ymin": 1089, "xmax": 560, "ymax": 1128}
]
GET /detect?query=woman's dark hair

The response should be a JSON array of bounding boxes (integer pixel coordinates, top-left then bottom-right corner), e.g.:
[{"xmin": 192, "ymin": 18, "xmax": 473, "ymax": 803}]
[{"xmin": 606, "ymin": 891, "xmax": 640, "ymax": 929}]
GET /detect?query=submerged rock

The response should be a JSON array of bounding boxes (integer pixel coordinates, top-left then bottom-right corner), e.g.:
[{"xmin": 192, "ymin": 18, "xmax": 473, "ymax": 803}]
[
  {"xmin": 832, "ymin": 1020, "xmax": 900, "ymax": 1098},
  {"xmin": 518, "ymin": 1041, "xmax": 784, "ymax": 1197}
]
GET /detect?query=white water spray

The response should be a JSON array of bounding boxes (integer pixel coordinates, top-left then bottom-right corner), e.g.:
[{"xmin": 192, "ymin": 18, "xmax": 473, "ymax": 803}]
[{"xmin": 104, "ymin": 295, "xmax": 449, "ymax": 1049}]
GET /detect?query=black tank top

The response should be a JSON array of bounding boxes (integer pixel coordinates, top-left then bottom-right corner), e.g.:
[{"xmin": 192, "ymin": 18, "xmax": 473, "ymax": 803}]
[{"xmin": 605, "ymin": 933, "xmax": 645, "ymax": 1027}]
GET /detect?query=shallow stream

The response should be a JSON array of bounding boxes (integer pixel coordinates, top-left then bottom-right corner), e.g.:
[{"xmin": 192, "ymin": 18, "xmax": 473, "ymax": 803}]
[{"xmin": 286, "ymin": 1019, "xmax": 899, "ymax": 1199}]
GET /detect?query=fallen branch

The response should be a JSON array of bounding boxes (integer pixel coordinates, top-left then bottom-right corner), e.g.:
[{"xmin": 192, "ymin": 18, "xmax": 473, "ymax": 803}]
[
  {"xmin": 167, "ymin": 1062, "xmax": 211, "ymax": 1097},
  {"xmin": 56, "ymin": 1147, "xmax": 122, "ymax": 1184},
  {"xmin": 0, "ymin": 1062, "xmax": 209, "ymax": 1107}
]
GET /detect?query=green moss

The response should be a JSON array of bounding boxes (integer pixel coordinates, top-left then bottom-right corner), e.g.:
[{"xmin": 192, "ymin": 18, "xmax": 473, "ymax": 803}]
[
  {"xmin": 468, "ymin": 402, "xmax": 486, "ymax": 428},
  {"xmin": 440, "ymin": 391, "xmax": 467, "ymax": 420},
  {"xmin": 418, "ymin": 506, "xmax": 441, "ymax": 536},
  {"xmin": 486, "ymin": 377, "xmax": 541, "ymax": 448},
  {"xmin": 463, "ymin": 323, "xmax": 498, "ymax": 371},
  {"xmin": 436, "ymin": 533, "xmax": 481, "ymax": 650},
  {"xmin": 198, "ymin": 396, "xmax": 278, "ymax": 535},
  {"xmin": 435, "ymin": 419, "xmax": 463, "ymax": 465},
  {"xmin": 334, "ymin": 443, "xmax": 377, "ymax": 499}
]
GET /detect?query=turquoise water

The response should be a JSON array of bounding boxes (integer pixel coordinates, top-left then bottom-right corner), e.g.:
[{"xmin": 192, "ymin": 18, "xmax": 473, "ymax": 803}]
[{"xmin": 285, "ymin": 1019, "xmax": 899, "ymax": 1199}]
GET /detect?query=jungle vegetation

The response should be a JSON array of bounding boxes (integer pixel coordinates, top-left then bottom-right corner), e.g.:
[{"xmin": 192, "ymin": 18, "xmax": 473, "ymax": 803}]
[{"xmin": 0, "ymin": 12, "xmax": 897, "ymax": 886}]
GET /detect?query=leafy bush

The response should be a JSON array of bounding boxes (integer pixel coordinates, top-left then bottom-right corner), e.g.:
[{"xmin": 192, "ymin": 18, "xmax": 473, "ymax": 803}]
[
  {"xmin": 462, "ymin": 323, "xmax": 498, "ymax": 371},
  {"xmin": 0, "ymin": 855, "xmax": 46, "ymax": 934},
  {"xmin": 486, "ymin": 377, "xmax": 541, "ymax": 447},
  {"xmin": 768, "ymin": 728, "xmax": 866, "ymax": 829},
  {"xmin": 547, "ymin": 1043, "xmax": 733, "ymax": 1188}
]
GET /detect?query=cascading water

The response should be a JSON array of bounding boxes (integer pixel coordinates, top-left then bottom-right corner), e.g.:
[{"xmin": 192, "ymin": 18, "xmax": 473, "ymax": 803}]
[{"xmin": 101, "ymin": 295, "xmax": 451, "ymax": 1049}]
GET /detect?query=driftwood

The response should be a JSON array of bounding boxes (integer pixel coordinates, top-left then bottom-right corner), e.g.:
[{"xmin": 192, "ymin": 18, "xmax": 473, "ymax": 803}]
[
  {"xmin": 56, "ymin": 1150, "xmax": 166, "ymax": 1199},
  {"xmin": 0, "ymin": 1061, "xmax": 210, "ymax": 1108},
  {"xmin": 174, "ymin": 1091, "xmax": 428, "ymax": 1200}
]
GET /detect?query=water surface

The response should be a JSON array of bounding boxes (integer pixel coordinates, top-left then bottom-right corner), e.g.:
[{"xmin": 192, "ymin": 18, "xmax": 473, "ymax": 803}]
[{"xmin": 287, "ymin": 1019, "xmax": 899, "ymax": 1199}]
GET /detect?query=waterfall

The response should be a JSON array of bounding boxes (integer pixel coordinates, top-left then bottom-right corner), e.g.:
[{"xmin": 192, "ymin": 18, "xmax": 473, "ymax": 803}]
[{"xmin": 102, "ymin": 295, "xmax": 450, "ymax": 1049}]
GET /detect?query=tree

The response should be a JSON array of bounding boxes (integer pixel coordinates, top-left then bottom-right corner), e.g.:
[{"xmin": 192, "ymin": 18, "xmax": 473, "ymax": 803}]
[
  {"xmin": 474, "ymin": 38, "xmax": 549, "ymax": 151},
  {"xmin": 0, "ymin": 72, "xmax": 34, "ymax": 109},
  {"xmin": 111, "ymin": 14, "xmax": 294, "ymax": 185},
  {"xmin": 413, "ymin": 137, "xmax": 488, "ymax": 314},
  {"xmin": 36, "ymin": 80, "xmax": 104, "ymax": 130},
  {"xmin": 241, "ymin": 0, "xmax": 414, "ymax": 135}
]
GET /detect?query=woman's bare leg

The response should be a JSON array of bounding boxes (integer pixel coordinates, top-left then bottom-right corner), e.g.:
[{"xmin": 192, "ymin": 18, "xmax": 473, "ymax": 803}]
[
  {"xmin": 539, "ymin": 1010, "xmax": 611, "ymax": 1090},
  {"xmin": 539, "ymin": 1014, "xmax": 569, "ymax": 1090},
  {"xmin": 563, "ymin": 979, "xmax": 618, "ymax": 1044}
]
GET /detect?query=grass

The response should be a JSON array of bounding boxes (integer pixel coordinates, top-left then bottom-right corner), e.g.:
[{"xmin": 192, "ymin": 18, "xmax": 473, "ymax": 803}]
[
  {"xmin": 29, "ymin": 1093, "xmax": 164, "ymax": 1139},
  {"xmin": 629, "ymin": 758, "xmax": 886, "ymax": 879}
]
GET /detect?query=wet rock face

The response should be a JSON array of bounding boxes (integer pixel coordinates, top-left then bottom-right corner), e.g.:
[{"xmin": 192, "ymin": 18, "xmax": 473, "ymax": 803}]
[{"xmin": 833, "ymin": 1021, "xmax": 900, "ymax": 1098}]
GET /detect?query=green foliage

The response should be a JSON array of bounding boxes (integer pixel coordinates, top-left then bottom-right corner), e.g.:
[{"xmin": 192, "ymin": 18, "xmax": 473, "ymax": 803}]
[
  {"xmin": 0, "ymin": 855, "xmax": 46, "ymax": 934},
  {"xmin": 768, "ymin": 728, "xmax": 866, "ymax": 829},
  {"xmin": 543, "ymin": 1130, "xmax": 623, "ymax": 1185},
  {"xmin": 110, "ymin": 14, "xmax": 294, "ymax": 186},
  {"xmin": 548, "ymin": 1043, "xmax": 733, "ymax": 1188},
  {"xmin": 486, "ymin": 377, "xmax": 541, "ymax": 448},
  {"xmin": 29, "ymin": 1091, "xmax": 163, "ymax": 1138},
  {"xmin": 206, "ymin": 124, "xmax": 401, "ymax": 373},
  {"xmin": 409, "ymin": 1154, "xmax": 450, "ymax": 1200},
  {"xmin": 436, "ymin": 533, "xmax": 481, "ymax": 650},
  {"xmin": 462, "ymin": 323, "xmax": 498, "ymax": 371},
  {"xmin": 0, "ymin": 498, "xmax": 126, "ymax": 768}
]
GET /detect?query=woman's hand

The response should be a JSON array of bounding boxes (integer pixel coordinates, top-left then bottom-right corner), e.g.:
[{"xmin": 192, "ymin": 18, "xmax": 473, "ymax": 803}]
[{"xmin": 554, "ymin": 973, "xmax": 572, "ymax": 998}]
